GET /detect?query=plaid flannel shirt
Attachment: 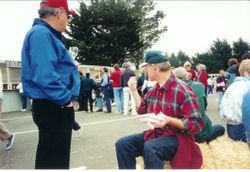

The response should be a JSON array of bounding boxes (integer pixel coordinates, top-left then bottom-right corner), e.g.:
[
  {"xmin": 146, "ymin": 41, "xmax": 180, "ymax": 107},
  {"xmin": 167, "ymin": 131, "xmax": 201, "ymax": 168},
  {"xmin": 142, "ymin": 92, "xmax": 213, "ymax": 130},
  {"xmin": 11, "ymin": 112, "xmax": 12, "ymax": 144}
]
[{"xmin": 137, "ymin": 74, "xmax": 203, "ymax": 138}]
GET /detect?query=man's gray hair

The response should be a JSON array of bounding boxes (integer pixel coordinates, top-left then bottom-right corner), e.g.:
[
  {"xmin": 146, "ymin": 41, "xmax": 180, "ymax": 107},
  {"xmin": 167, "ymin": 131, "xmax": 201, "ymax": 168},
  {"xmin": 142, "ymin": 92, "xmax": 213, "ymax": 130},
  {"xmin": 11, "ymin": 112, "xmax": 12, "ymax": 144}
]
[
  {"xmin": 200, "ymin": 64, "xmax": 207, "ymax": 71},
  {"xmin": 122, "ymin": 62, "xmax": 132, "ymax": 69},
  {"xmin": 173, "ymin": 67, "xmax": 188, "ymax": 81},
  {"xmin": 38, "ymin": 7, "xmax": 58, "ymax": 18},
  {"xmin": 155, "ymin": 61, "xmax": 171, "ymax": 72}
]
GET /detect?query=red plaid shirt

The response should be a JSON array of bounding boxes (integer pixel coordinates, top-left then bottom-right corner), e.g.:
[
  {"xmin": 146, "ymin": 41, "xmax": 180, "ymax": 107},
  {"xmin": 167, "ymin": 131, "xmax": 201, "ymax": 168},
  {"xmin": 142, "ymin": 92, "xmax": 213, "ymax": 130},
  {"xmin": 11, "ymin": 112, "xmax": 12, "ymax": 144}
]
[{"xmin": 137, "ymin": 74, "xmax": 204, "ymax": 169}]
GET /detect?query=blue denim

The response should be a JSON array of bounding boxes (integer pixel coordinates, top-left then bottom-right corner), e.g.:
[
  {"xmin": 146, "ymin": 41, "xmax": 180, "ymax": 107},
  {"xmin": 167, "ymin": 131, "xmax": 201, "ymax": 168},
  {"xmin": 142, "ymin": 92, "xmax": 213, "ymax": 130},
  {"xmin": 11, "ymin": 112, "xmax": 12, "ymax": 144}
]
[
  {"xmin": 242, "ymin": 91, "xmax": 250, "ymax": 147},
  {"xmin": 113, "ymin": 87, "xmax": 124, "ymax": 113},
  {"xmin": 227, "ymin": 123, "xmax": 246, "ymax": 142},
  {"xmin": 115, "ymin": 132, "xmax": 178, "ymax": 169},
  {"xmin": 102, "ymin": 86, "xmax": 111, "ymax": 112},
  {"xmin": 206, "ymin": 124, "xmax": 225, "ymax": 143},
  {"xmin": 216, "ymin": 91, "xmax": 224, "ymax": 110},
  {"xmin": 96, "ymin": 97, "xmax": 103, "ymax": 110},
  {"xmin": 207, "ymin": 85, "xmax": 213, "ymax": 95}
]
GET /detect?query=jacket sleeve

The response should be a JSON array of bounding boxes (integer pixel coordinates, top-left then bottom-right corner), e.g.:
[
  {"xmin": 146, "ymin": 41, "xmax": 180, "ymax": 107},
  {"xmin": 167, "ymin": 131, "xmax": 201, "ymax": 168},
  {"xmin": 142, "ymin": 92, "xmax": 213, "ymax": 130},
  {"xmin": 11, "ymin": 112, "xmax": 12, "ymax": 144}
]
[
  {"xmin": 28, "ymin": 31, "xmax": 72, "ymax": 106},
  {"xmin": 242, "ymin": 91, "xmax": 250, "ymax": 136}
]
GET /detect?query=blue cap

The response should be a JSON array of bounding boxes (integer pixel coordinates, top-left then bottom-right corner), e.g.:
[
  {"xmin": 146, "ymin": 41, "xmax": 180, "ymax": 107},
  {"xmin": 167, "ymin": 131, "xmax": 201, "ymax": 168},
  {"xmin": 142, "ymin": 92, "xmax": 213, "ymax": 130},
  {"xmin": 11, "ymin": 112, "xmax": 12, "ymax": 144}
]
[{"xmin": 145, "ymin": 51, "xmax": 167, "ymax": 64}]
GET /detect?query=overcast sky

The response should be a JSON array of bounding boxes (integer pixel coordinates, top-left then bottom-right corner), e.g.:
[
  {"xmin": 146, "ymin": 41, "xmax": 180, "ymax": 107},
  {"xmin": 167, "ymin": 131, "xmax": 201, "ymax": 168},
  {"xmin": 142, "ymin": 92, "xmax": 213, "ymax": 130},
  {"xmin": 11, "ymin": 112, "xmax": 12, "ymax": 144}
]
[{"xmin": 0, "ymin": 0, "xmax": 250, "ymax": 61}]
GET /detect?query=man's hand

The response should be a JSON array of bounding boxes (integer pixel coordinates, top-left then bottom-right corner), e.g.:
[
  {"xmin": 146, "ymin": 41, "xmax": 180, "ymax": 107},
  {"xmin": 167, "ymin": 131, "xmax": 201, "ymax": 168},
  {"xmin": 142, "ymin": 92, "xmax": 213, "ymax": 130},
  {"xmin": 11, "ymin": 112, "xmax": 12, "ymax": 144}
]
[
  {"xmin": 128, "ymin": 76, "xmax": 137, "ymax": 92},
  {"xmin": 152, "ymin": 115, "xmax": 170, "ymax": 128},
  {"xmin": 65, "ymin": 101, "xmax": 73, "ymax": 107}
]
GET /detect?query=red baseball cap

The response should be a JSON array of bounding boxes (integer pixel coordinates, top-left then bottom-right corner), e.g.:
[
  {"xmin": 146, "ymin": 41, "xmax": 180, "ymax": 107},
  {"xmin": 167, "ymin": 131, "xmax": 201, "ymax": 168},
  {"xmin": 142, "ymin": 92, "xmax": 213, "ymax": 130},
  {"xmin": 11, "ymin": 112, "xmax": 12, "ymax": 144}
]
[{"xmin": 40, "ymin": 0, "xmax": 76, "ymax": 15}]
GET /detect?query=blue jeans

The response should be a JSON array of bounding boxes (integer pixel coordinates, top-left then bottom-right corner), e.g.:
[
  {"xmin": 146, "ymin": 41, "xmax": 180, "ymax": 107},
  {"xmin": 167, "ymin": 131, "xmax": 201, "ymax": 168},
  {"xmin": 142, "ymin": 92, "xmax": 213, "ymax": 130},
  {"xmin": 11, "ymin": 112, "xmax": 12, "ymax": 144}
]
[
  {"xmin": 227, "ymin": 123, "xmax": 246, "ymax": 142},
  {"xmin": 207, "ymin": 85, "xmax": 213, "ymax": 94},
  {"xmin": 196, "ymin": 124, "xmax": 225, "ymax": 143},
  {"xmin": 102, "ymin": 86, "xmax": 111, "ymax": 112},
  {"xmin": 216, "ymin": 91, "xmax": 224, "ymax": 110},
  {"xmin": 113, "ymin": 87, "xmax": 124, "ymax": 113},
  {"xmin": 115, "ymin": 132, "xmax": 178, "ymax": 169},
  {"xmin": 96, "ymin": 97, "xmax": 103, "ymax": 110}
]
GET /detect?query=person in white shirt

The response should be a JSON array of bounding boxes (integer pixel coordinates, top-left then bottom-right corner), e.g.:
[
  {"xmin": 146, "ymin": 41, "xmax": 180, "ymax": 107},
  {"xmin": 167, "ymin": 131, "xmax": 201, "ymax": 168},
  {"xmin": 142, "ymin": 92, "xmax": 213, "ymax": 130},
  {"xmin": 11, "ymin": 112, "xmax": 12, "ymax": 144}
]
[
  {"xmin": 16, "ymin": 82, "xmax": 28, "ymax": 111},
  {"xmin": 220, "ymin": 59, "xmax": 250, "ymax": 143}
]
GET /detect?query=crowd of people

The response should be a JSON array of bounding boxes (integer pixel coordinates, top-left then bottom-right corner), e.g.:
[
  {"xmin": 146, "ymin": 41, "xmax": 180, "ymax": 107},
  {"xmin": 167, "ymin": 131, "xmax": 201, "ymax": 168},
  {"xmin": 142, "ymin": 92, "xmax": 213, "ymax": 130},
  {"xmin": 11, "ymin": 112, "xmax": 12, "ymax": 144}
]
[{"xmin": 0, "ymin": 0, "xmax": 248, "ymax": 169}]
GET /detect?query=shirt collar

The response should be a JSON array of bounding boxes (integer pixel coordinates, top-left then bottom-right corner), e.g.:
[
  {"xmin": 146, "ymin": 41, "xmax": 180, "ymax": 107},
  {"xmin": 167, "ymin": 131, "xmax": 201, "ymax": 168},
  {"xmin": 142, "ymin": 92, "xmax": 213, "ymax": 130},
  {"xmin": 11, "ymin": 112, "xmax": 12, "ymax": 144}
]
[
  {"xmin": 155, "ymin": 74, "xmax": 176, "ymax": 91},
  {"xmin": 33, "ymin": 18, "xmax": 63, "ymax": 42}
]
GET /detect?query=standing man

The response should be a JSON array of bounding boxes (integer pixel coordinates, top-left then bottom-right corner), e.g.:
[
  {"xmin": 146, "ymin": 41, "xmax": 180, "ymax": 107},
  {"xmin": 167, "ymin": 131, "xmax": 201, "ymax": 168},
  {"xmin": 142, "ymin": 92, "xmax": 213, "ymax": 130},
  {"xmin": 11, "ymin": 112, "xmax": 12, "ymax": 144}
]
[
  {"xmin": 121, "ymin": 62, "xmax": 136, "ymax": 116},
  {"xmin": 110, "ymin": 64, "xmax": 123, "ymax": 114},
  {"xmin": 81, "ymin": 73, "xmax": 96, "ymax": 112},
  {"xmin": 21, "ymin": 0, "xmax": 80, "ymax": 169},
  {"xmin": 115, "ymin": 51, "xmax": 204, "ymax": 169},
  {"xmin": 0, "ymin": 69, "xmax": 15, "ymax": 151},
  {"xmin": 101, "ymin": 67, "xmax": 112, "ymax": 113}
]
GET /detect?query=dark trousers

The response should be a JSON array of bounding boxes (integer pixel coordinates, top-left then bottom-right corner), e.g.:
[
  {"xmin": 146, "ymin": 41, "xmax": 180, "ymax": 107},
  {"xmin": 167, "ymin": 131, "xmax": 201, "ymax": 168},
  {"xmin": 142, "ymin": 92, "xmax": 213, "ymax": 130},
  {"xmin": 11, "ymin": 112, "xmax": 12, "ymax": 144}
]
[
  {"xmin": 78, "ymin": 92, "xmax": 84, "ymax": 111},
  {"xmin": 72, "ymin": 121, "xmax": 81, "ymax": 131},
  {"xmin": 115, "ymin": 132, "xmax": 178, "ymax": 169},
  {"xmin": 195, "ymin": 124, "xmax": 225, "ymax": 143},
  {"xmin": 227, "ymin": 123, "xmax": 246, "ymax": 142},
  {"xmin": 102, "ymin": 86, "xmax": 111, "ymax": 112},
  {"xmin": 83, "ymin": 90, "xmax": 93, "ymax": 112},
  {"xmin": 32, "ymin": 99, "xmax": 74, "ymax": 169},
  {"xmin": 20, "ymin": 93, "xmax": 27, "ymax": 109}
]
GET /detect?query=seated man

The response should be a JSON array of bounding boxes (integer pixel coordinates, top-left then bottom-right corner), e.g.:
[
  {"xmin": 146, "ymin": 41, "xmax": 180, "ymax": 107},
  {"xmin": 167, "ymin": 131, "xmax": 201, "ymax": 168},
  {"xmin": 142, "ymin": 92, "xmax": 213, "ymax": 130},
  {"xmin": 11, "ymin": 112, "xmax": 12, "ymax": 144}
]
[
  {"xmin": 115, "ymin": 51, "xmax": 204, "ymax": 169},
  {"xmin": 173, "ymin": 67, "xmax": 225, "ymax": 143}
]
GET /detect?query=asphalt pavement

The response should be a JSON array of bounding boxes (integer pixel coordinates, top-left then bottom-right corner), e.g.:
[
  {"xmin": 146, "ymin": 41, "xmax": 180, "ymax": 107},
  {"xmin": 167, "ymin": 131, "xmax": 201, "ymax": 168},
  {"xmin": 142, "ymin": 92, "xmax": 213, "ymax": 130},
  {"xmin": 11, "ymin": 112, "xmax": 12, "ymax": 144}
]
[{"xmin": 0, "ymin": 94, "xmax": 226, "ymax": 169}]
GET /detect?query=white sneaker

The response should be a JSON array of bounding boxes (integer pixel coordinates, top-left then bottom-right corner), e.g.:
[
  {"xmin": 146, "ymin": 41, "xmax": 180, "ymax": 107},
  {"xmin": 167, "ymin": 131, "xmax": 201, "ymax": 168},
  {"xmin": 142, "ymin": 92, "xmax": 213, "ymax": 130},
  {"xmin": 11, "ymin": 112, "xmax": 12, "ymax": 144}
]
[{"xmin": 21, "ymin": 109, "xmax": 26, "ymax": 112}]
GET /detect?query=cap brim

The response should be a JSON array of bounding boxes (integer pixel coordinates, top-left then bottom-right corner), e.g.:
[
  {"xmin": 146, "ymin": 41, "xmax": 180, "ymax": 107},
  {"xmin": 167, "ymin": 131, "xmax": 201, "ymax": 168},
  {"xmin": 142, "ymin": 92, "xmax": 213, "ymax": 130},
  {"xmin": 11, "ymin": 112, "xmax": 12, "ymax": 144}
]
[
  {"xmin": 67, "ymin": 10, "xmax": 77, "ymax": 15},
  {"xmin": 139, "ymin": 62, "xmax": 148, "ymax": 68}
]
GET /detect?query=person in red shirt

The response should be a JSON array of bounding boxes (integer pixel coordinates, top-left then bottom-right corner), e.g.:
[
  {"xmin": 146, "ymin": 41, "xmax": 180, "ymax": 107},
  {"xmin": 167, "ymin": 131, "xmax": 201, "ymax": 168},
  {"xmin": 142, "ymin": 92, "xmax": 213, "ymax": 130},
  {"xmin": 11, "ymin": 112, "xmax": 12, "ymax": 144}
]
[
  {"xmin": 195, "ymin": 64, "xmax": 208, "ymax": 96},
  {"xmin": 115, "ymin": 51, "xmax": 204, "ymax": 169},
  {"xmin": 110, "ymin": 64, "xmax": 124, "ymax": 114},
  {"xmin": 183, "ymin": 61, "xmax": 196, "ymax": 81}
]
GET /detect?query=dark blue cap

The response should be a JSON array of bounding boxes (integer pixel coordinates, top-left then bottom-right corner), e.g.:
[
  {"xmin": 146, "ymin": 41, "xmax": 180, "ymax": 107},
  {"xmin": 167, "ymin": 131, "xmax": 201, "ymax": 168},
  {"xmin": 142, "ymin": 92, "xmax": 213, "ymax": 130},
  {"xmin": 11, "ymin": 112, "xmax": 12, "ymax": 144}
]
[{"xmin": 145, "ymin": 51, "xmax": 167, "ymax": 64}]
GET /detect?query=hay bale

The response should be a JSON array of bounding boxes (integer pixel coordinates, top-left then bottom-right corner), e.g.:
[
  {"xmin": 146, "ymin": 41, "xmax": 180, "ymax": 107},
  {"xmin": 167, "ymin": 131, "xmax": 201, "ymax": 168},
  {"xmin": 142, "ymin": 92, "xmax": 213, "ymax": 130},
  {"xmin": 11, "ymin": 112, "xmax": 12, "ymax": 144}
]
[
  {"xmin": 198, "ymin": 143, "xmax": 216, "ymax": 169},
  {"xmin": 204, "ymin": 135, "xmax": 250, "ymax": 168},
  {"xmin": 136, "ymin": 157, "xmax": 171, "ymax": 169},
  {"xmin": 136, "ymin": 135, "xmax": 250, "ymax": 169}
]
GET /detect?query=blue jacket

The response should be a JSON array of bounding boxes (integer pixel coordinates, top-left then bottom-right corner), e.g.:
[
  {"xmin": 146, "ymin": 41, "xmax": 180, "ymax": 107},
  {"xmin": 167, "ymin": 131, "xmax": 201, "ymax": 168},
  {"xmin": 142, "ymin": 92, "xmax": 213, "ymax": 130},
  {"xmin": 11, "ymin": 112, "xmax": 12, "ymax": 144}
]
[
  {"xmin": 242, "ymin": 90, "xmax": 250, "ymax": 146},
  {"xmin": 21, "ymin": 18, "xmax": 80, "ymax": 106}
]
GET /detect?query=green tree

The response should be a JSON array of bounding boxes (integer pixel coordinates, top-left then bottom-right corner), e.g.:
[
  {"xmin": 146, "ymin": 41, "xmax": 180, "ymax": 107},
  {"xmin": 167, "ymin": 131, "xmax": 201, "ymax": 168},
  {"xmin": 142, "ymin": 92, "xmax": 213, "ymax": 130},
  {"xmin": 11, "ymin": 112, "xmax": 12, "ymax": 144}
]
[
  {"xmin": 168, "ymin": 53, "xmax": 179, "ymax": 67},
  {"xmin": 66, "ymin": 0, "xmax": 167, "ymax": 67},
  {"xmin": 232, "ymin": 37, "xmax": 250, "ymax": 60},
  {"xmin": 192, "ymin": 52, "xmax": 218, "ymax": 73},
  {"xmin": 209, "ymin": 38, "xmax": 232, "ymax": 70},
  {"xmin": 168, "ymin": 51, "xmax": 190, "ymax": 68}
]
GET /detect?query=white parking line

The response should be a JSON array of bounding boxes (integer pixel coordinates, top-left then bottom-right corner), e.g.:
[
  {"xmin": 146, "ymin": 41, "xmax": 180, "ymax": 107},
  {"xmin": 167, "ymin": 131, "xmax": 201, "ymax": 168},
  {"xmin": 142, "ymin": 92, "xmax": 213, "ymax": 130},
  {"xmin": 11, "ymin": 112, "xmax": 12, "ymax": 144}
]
[
  {"xmin": 2, "ymin": 116, "xmax": 32, "ymax": 121},
  {"xmin": 13, "ymin": 116, "xmax": 137, "ymax": 135}
]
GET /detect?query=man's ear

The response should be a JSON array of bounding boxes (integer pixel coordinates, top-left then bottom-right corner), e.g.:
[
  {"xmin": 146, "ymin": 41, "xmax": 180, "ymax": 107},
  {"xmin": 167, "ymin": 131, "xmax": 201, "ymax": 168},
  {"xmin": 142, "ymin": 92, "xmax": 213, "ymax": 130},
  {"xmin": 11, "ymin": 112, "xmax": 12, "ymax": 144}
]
[{"xmin": 153, "ymin": 65, "xmax": 157, "ymax": 71}]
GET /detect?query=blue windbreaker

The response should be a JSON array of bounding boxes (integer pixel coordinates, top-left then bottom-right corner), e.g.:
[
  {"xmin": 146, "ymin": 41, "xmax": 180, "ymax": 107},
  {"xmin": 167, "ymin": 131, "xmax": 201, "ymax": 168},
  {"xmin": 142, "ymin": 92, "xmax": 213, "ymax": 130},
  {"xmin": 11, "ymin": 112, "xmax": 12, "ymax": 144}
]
[{"xmin": 21, "ymin": 18, "xmax": 80, "ymax": 106}]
